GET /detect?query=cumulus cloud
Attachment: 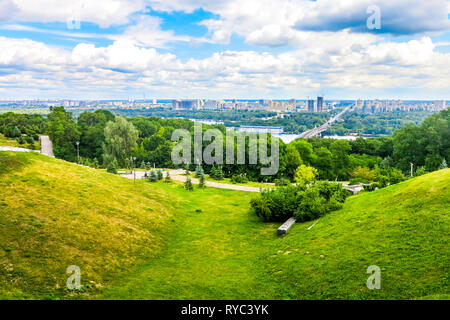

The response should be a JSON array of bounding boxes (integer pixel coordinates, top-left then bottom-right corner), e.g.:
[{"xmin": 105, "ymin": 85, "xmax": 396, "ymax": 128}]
[
  {"xmin": 0, "ymin": 35, "xmax": 449, "ymax": 98},
  {"xmin": 0, "ymin": 0, "xmax": 19, "ymax": 22}
]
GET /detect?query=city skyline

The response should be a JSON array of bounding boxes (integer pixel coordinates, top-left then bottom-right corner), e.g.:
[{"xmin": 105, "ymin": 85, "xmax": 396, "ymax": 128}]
[{"xmin": 0, "ymin": 0, "xmax": 449, "ymax": 100}]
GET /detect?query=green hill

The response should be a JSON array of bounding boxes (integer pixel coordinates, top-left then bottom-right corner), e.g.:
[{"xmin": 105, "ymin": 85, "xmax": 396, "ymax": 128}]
[{"xmin": 0, "ymin": 151, "xmax": 448, "ymax": 299}]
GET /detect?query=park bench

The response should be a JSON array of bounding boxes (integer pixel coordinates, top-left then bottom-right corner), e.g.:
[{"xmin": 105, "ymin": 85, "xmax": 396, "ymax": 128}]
[{"xmin": 277, "ymin": 217, "xmax": 296, "ymax": 236}]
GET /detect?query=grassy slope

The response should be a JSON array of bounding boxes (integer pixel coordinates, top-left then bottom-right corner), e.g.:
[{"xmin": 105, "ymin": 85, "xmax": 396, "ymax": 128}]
[
  {"xmin": 102, "ymin": 169, "xmax": 449, "ymax": 300},
  {"xmin": 0, "ymin": 151, "xmax": 448, "ymax": 299},
  {"xmin": 0, "ymin": 134, "xmax": 19, "ymax": 147},
  {"xmin": 0, "ymin": 152, "xmax": 175, "ymax": 299}
]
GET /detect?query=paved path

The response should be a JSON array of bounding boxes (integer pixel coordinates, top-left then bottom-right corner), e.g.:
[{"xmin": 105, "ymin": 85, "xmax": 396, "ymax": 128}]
[
  {"xmin": 39, "ymin": 135, "xmax": 54, "ymax": 157},
  {"xmin": 0, "ymin": 146, "xmax": 32, "ymax": 152},
  {"xmin": 121, "ymin": 169, "xmax": 263, "ymax": 192}
]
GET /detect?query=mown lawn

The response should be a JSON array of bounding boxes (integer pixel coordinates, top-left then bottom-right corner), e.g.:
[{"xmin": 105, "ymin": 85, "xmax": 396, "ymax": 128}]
[
  {"xmin": 101, "ymin": 169, "xmax": 450, "ymax": 300},
  {"xmin": 0, "ymin": 152, "xmax": 175, "ymax": 299},
  {"xmin": 0, "ymin": 151, "xmax": 448, "ymax": 300}
]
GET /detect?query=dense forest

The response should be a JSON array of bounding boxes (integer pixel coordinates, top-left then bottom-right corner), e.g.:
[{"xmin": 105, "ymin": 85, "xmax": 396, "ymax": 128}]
[{"xmin": 0, "ymin": 107, "xmax": 448, "ymax": 184}]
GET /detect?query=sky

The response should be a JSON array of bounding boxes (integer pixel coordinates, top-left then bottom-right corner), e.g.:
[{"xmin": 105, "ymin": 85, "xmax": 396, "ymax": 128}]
[{"xmin": 0, "ymin": 0, "xmax": 449, "ymax": 100}]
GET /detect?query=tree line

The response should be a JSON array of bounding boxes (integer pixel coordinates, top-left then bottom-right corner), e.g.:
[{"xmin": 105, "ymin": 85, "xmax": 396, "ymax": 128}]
[{"xmin": 1, "ymin": 107, "xmax": 447, "ymax": 182}]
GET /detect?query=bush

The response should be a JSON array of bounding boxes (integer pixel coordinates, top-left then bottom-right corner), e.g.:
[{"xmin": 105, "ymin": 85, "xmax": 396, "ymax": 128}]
[
  {"xmin": 184, "ymin": 176, "xmax": 194, "ymax": 191},
  {"xmin": 199, "ymin": 174, "xmax": 206, "ymax": 188},
  {"xmin": 157, "ymin": 170, "xmax": 163, "ymax": 180},
  {"xmin": 164, "ymin": 171, "xmax": 172, "ymax": 183},
  {"xmin": 149, "ymin": 171, "xmax": 157, "ymax": 182},
  {"xmin": 210, "ymin": 165, "xmax": 224, "ymax": 180},
  {"xmin": 350, "ymin": 167, "xmax": 377, "ymax": 182},
  {"xmin": 251, "ymin": 182, "xmax": 348, "ymax": 222},
  {"xmin": 231, "ymin": 174, "xmax": 248, "ymax": 184},
  {"xmin": 349, "ymin": 178, "xmax": 369, "ymax": 185},
  {"xmin": 195, "ymin": 165, "xmax": 204, "ymax": 178},
  {"xmin": 106, "ymin": 159, "xmax": 118, "ymax": 174},
  {"xmin": 274, "ymin": 178, "xmax": 290, "ymax": 186}
]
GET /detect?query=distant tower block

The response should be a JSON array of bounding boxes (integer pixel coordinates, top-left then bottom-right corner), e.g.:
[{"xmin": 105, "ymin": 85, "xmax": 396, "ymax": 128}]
[
  {"xmin": 307, "ymin": 99, "xmax": 315, "ymax": 113},
  {"xmin": 317, "ymin": 96, "xmax": 324, "ymax": 112}
]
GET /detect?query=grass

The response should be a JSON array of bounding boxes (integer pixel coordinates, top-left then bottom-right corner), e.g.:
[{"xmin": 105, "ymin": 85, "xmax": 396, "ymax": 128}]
[
  {"xmin": 102, "ymin": 170, "xmax": 450, "ymax": 300},
  {"xmin": 0, "ymin": 134, "xmax": 41, "ymax": 150},
  {"xmin": 0, "ymin": 152, "xmax": 174, "ymax": 299},
  {"xmin": 0, "ymin": 134, "xmax": 20, "ymax": 147},
  {"xmin": 184, "ymin": 172, "xmax": 276, "ymax": 189},
  {"xmin": 0, "ymin": 151, "xmax": 448, "ymax": 300}
]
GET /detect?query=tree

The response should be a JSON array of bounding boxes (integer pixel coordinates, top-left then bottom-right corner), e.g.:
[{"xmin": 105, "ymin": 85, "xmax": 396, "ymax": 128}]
[
  {"xmin": 149, "ymin": 171, "xmax": 157, "ymax": 182},
  {"xmin": 164, "ymin": 171, "xmax": 172, "ymax": 183},
  {"xmin": 282, "ymin": 145, "xmax": 303, "ymax": 180},
  {"xmin": 294, "ymin": 165, "xmax": 318, "ymax": 185},
  {"xmin": 199, "ymin": 174, "xmax": 206, "ymax": 188},
  {"xmin": 102, "ymin": 116, "xmax": 139, "ymax": 167},
  {"xmin": 184, "ymin": 176, "xmax": 194, "ymax": 191},
  {"xmin": 330, "ymin": 140, "xmax": 351, "ymax": 180},
  {"xmin": 106, "ymin": 159, "xmax": 118, "ymax": 174},
  {"xmin": 47, "ymin": 106, "xmax": 80, "ymax": 161},
  {"xmin": 349, "ymin": 167, "xmax": 377, "ymax": 182},
  {"xmin": 157, "ymin": 170, "xmax": 163, "ymax": 180},
  {"xmin": 439, "ymin": 158, "xmax": 448, "ymax": 170},
  {"xmin": 195, "ymin": 165, "xmax": 204, "ymax": 178}
]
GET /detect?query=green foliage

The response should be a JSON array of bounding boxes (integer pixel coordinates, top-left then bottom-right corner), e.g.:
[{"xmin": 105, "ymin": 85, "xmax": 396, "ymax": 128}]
[
  {"xmin": 210, "ymin": 165, "xmax": 224, "ymax": 180},
  {"xmin": 414, "ymin": 166, "xmax": 427, "ymax": 177},
  {"xmin": 349, "ymin": 167, "xmax": 377, "ymax": 182},
  {"xmin": 164, "ymin": 171, "xmax": 172, "ymax": 183},
  {"xmin": 230, "ymin": 173, "xmax": 248, "ymax": 184},
  {"xmin": 47, "ymin": 106, "xmax": 80, "ymax": 162},
  {"xmin": 195, "ymin": 165, "xmax": 204, "ymax": 178},
  {"xmin": 149, "ymin": 171, "xmax": 157, "ymax": 182},
  {"xmin": 294, "ymin": 165, "xmax": 318, "ymax": 184},
  {"xmin": 274, "ymin": 178, "xmax": 290, "ymax": 186},
  {"xmin": 439, "ymin": 159, "xmax": 448, "ymax": 170},
  {"xmin": 102, "ymin": 116, "xmax": 139, "ymax": 167},
  {"xmin": 184, "ymin": 176, "xmax": 194, "ymax": 191},
  {"xmin": 198, "ymin": 174, "xmax": 206, "ymax": 188},
  {"xmin": 251, "ymin": 182, "xmax": 348, "ymax": 222},
  {"xmin": 106, "ymin": 159, "xmax": 118, "ymax": 174},
  {"xmin": 157, "ymin": 170, "xmax": 163, "ymax": 181}
]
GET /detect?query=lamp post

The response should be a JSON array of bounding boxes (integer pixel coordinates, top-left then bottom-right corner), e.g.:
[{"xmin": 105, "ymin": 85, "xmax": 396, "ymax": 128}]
[
  {"xmin": 131, "ymin": 156, "xmax": 136, "ymax": 180},
  {"xmin": 76, "ymin": 141, "xmax": 80, "ymax": 164}
]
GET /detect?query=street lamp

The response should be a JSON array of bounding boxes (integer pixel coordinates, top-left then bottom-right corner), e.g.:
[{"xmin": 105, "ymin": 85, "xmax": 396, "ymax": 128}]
[
  {"xmin": 131, "ymin": 156, "xmax": 136, "ymax": 180},
  {"xmin": 76, "ymin": 141, "xmax": 80, "ymax": 164}
]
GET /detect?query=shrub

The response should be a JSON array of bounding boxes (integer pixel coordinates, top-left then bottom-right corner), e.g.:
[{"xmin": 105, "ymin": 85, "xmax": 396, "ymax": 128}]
[
  {"xmin": 164, "ymin": 171, "xmax": 172, "ymax": 183},
  {"xmin": 106, "ymin": 159, "xmax": 118, "ymax": 174},
  {"xmin": 157, "ymin": 170, "xmax": 163, "ymax": 180},
  {"xmin": 199, "ymin": 174, "xmax": 206, "ymax": 188},
  {"xmin": 274, "ymin": 178, "xmax": 290, "ymax": 186},
  {"xmin": 250, "ymin": 182, "xmax": 348, "ymax": 222},
  {"xmin": 210, "ymin": 165, "xmax": 224, "ymax": 180},
  {"xmin": 349, "ymin": 178, "xmax": 369, "ymax": 185},
  {"xmin": 350, "ymin": 167, "xmax": 377, "ymax": 181},
  {"xmin": 294, "ymin": 165, "xmax": 318, "ymax": 184},
  {"xmin": 195, "ymin": 165, "xmax": 204, "ymax": 178},
  {"xmin": 231, "ymin": 174, "xmax": 248, "ymax": 184},
  {"xmin": 149, "ymin": 171, "xmax": 157, "ymax": 182},
  {"xmin": 184, "ymin": 177, "xmax": 194, "ymax": 191}
]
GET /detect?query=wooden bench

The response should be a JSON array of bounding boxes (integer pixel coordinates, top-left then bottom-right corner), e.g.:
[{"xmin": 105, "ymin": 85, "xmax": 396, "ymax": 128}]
[{"xmin": 277, "ymin": 217, "xmax": 296, "ymax": 236}]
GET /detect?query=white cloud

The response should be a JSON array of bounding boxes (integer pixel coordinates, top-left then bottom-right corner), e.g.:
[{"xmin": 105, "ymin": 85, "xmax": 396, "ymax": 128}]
[{"xmin": 0, "ymin": 35, "xmax": 449, "ymax": 98}]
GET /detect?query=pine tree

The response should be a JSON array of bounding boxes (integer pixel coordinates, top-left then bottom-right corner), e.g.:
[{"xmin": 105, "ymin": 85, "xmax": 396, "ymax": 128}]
[
  {"xmin": 149, "ymin": 171, "xmax": 157, "ymax": 182},
  {"xmin": 439, "ymin": 158, "xmax": 447, "ymax": 170},
  {"xmin": 184, "ymin": 176, "xmax": 194, "ymax": 191},
  {"xmin": 140, "ymin": 160, "xmax": 146, "ymax": 169},
  {"xmin": 195, "ymin": 165, "xmax": 204, "ymax": 178},
  {"xmin": 164, "ymin": 171, "xmax": 172, "ymax": 183},
  {"xmin": 157, "ymin": 170, "xmax": 163, "ymax": 180},
  {"xmin": 199, "ymin": 174, "xmax": 206, "ymax": 188}
]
